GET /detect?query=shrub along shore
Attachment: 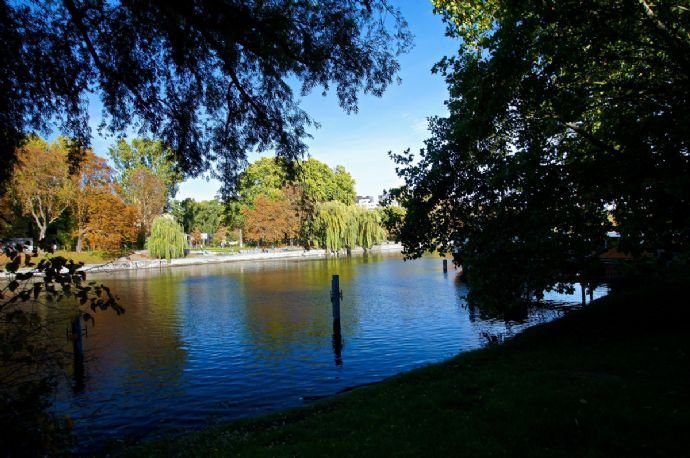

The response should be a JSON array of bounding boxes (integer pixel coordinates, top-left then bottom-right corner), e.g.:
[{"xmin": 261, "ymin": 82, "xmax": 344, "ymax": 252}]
[{"xmin": 123, "ymin": 280, "xmax": 689, "ymax": 457}]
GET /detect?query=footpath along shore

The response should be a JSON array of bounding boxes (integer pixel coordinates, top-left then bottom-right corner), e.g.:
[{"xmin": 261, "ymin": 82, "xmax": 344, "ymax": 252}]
[{"xmin": 79, "ymin": 243, "xmax": 404, "ymax": 274}]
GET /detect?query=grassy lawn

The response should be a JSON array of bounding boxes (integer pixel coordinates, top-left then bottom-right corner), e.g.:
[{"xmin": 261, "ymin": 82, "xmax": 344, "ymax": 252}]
[
  {"xmin": 0, "ymin": 250, "xmax": 119, "ymax": 270},
  {"xmin": 124, "ymin": 281, "xmax": 689, "ymax": 457}
]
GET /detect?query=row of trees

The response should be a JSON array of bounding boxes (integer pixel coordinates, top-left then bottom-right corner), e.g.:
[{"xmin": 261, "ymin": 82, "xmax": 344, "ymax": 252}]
[
  {"xmin": 2, "ymin": 136, "xmax": 180, "ymax": 252},
  {"xmin": 3, "ymin": 140, "xmax": 401, "ymax": 255},
  {"xmin": 235, "ymin": 157, "xmax": 399, "ymax": 252}
]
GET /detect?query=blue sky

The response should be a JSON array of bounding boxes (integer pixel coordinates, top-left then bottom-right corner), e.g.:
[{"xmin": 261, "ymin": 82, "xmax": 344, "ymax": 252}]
[{"xmin": 90, "ymin": 1, "xmax": 458, "ymax": 201}]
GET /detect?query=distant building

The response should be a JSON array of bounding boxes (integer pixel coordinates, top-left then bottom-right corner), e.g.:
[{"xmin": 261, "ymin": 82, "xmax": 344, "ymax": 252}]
[
  {"xmin": 377, "ymin": 191, "xmax": 399, "ymax": 207},
  {"xmin": 356, "ymin": 195, "xmax": 377, "ymax": 209}
]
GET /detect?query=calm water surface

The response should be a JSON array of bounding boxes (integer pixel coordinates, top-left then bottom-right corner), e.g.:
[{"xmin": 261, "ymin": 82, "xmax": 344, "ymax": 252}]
[{"xmin": 54, "ymin": 252, "xmax": 606, "ymax": 450}]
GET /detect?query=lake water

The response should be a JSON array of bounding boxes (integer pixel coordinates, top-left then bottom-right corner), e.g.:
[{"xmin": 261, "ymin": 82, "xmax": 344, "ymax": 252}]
[{"xmin": 53, "ymin": 252, "xmax": 606, "ymax": 451}]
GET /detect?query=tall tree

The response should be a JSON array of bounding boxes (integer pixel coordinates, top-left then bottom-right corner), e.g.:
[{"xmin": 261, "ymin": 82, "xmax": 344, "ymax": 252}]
[
  {"xmin": 242, "ymin": 194, "xmax": 300, "ymax": 246},
  {"xmin": 393, "ymin": 0, "xmax": 690, "ymax": 310},
  {"xmin": 236, "ymin": 156, "xmax": 357, "ymax": 246},
  {"xmin": 237, "ymin": 156, "xmax": 356, "ymax": 206},
  {"xmin": 171, "ymin": 198, "xmax": 225, "ymax": 236},
  {"xmin": 108, "ymin": 138, "xmax": 182, "ymax": 202},
  {"xmin": 332, "ymin": 165, "xmax": 357, "ymax": 205},
  {"xmin": 170, "ymin": 198, "xmax": 198, "ymax": 234},
  {"xmin": 236, "ymin": 157, "xmax": 290, "ymax": 206},
  {"xmin": 73, "ymin": 151, "xmax": 137, "ymax": 251},
  {"xmin": 126, "ymin": 168, "xmax": 167, "ymax": 239},
  {"xmin": 10, "ymin": 136, "xmax": 75, "ymax": 241},
  {"xmin": 297, "ymin": 159, "xmax": 356, "ymax": 205},
  {"xmin": 1, "ymin": 0, "xmax": 411, "ymax": 195}
]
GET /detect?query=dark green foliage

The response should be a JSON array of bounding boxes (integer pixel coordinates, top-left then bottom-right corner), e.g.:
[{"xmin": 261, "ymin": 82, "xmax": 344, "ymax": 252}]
[
  {"xmin": 379, "ymin": 204, "xmax": 406, "ymax": 241},
  {"xmin": 171, "ymin": 198, "xmax": 225, "ymax": 236},
  {"xmin": 392, "ymin": 0, "xmax": 690, "ymax": 310},
  {"xmin": 1, "ymin": 0, "xmax": 411, "ymax": 195},
  {"xmin": 1, "ymin": 252, "xmax": 124, "ymax": 455}
]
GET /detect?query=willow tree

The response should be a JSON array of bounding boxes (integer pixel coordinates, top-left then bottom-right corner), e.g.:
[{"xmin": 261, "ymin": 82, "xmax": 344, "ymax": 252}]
[
  {"xmin": 313, "ymin": 201, "xmax": 349, "ymax": 253},
  {"xmin": 147, "ymin": 215, "xmax": 186, "ymax": 261},
  {"xmin": 313, "ymin": 203, "xmax": 385, "ymax": 254},
  {"xmin": 357, "ymin": 208, "xmax": 386, "ymax": 252}
]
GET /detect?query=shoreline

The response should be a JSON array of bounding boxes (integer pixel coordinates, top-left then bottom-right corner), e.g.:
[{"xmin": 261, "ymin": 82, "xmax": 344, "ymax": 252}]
[{"xmin": 79, "ymin": 243, "xmax": 404, "ymax": 274}]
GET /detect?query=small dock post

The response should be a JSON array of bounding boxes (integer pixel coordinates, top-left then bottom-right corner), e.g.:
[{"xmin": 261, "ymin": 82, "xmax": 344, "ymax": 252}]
[
  {"xmin": 71, "ymin": 315, "xmax": 85, "ymax": 381},
  {"xmin": 331, "ymin": 274, "xmax": 341, "ymax": 323},
  {"xmin": 443, "ymin": 259, "xmax": 448, "ymax": 273},
  {"xmin": 330, "ymin": 274, "xmax": 344, "ymax": 366}
]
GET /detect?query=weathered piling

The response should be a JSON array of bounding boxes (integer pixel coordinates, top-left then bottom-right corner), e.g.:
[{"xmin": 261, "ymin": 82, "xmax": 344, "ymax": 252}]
[
  {"xmin": 71, "ymin": 315, "xmax": 85, "ymax": 379},
  {"xmin": 330, "ymin": 274, "xmax": 343, "ymax": 366},
  {"xmin": 331, "ymin": 274, "xmax": 341, "ymax": 323},
  {"xmin": 443, "ymin": 259, "xmax": 448, "ymax": 273},
  {"xmin": 332, "ymin": 320, "xmax": 343, "ymax": 366}
]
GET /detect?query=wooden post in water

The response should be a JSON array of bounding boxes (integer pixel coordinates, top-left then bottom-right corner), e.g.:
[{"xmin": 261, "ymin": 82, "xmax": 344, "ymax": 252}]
[
  {"xmin": 71, "ymin": 315, "xmax": 85, "ymax": 378},
  {"xmin": 443, "ymin": 259, "xmax": 448, "ymax": 273},
  {"xmin": 332, "ymin": 320, "xmax": 343, "ymax": 367},
  {"xmin": 331, "ymin": 274, "xmax": 341, "ymax": 323},
  {"xmin": 589, "ymin": 285, "xmax": 594, "ymax": 303}
]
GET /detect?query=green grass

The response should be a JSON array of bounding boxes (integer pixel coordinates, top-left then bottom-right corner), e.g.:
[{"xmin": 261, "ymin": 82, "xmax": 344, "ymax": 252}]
[
  {"xmin": 1, "ymin": 250, "xmax": 118, "ymax": 269},
  {"xmin": 123, "ymin": 282, "xmax": 689, "ymax": 457}
]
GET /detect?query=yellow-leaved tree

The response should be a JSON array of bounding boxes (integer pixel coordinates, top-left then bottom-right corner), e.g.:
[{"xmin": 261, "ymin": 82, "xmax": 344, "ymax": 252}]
[{"xmin": 11, "ymin": 136, "xmax": 75, "ymax": 242}]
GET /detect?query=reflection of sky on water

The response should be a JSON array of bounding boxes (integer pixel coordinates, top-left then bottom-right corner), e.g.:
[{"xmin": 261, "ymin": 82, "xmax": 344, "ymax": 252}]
[{"xmin": 54, "ymin": 253, "xmax": 604, "ymax": 452}]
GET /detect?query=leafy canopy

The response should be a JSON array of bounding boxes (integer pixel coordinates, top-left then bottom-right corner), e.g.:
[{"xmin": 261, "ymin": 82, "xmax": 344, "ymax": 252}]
[
  {"xmin": 1, "ymin": 0, "xmax": 412, "ymax": 194},
  {"xmin": 73, "ymin": 150, "xmax": 137, "ymax": 252},
  {"xmin": 108, "ymin": 138, "xmax": 183, "ymax": 202},
  {"xmin": 237, "ymin": 156, "xmax": 356, "ymax": 207},
  {"xmin": 242, "ymin": 194, "xmax": 301, "ymax": 246},
  {"xmin": 10, "ymin": 136, "xmax": 76, "ymax": 241},
  {"xmin": 393, "ymin": 0, "xmax": 690, "ymax": 310}
]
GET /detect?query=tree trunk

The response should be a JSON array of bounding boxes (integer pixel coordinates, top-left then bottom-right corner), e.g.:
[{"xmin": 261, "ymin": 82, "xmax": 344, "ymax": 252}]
[
  {"xmin": 76, "ymin": 230, "xmax": 84, "ymax": 252},
  {"xmin": 38, "ymin": 224, "xmax": 46, "ymax": 243},
  {"xmin": 239, "ymin": 228, "xmax": 243, "ymax": 248}
]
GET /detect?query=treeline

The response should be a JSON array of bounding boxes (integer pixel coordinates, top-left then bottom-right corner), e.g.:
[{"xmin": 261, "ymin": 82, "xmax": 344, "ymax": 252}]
[
  {"xmin": 2, "ymin": 138, "xmax": 404, "ymax": 255},
  {"xmin": 2, "ymin": 136, "xmax": 179, "ymax": 252},
  {"xmin": 222, "ymin": 157, "xmax": 405, "ymax": 252}
]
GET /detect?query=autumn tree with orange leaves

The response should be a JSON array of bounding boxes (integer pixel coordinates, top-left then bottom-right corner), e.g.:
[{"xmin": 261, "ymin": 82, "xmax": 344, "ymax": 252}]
[
  {"xmin": 125, "ymin": 168, "xmax": 167, "ymax": 241},
  {"xmin": 242, "ymin": 194, "xmax": 300, "ymax": 246},
  {"xmin": 73, "ymin": 152, "xmax": 138, "ymax": 252}
]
